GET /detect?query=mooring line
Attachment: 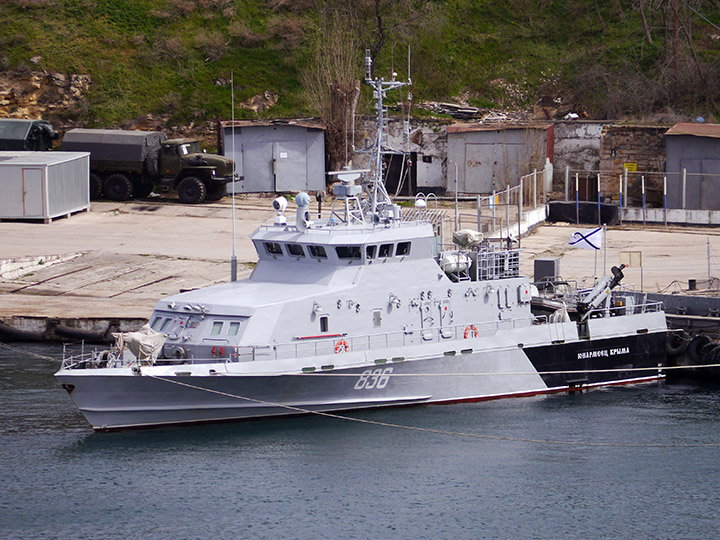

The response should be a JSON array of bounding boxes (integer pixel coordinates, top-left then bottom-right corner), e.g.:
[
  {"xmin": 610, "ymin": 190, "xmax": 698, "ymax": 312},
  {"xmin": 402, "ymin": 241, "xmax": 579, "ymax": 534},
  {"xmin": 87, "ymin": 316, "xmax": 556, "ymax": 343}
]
[
  {"xmin": 146, "ymin": 374, "xmax": 720, "ymax": 448},
  {"xmin": 0, "ymin": 341, "xmax": 60, "ymax": 361}
]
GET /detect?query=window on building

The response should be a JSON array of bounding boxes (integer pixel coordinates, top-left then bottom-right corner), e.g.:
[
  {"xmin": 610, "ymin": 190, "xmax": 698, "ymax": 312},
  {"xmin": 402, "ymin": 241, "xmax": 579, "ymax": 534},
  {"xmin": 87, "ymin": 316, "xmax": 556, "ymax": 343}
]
[
  {"xmin": 422, "ymin": 155, "xmax": 432, "ymax": 163},
  {"xmin": 320, "ymin": 315, "xmax": 329, "ymax": 333}
]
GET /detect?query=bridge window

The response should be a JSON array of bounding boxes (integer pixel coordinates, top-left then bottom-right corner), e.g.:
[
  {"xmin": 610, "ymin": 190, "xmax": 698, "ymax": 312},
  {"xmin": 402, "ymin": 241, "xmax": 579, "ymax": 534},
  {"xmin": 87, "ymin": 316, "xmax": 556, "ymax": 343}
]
[
  {"xmin": 228, "ymin": 322, "xmax": 241, "ymax": 335},
  {"xmin": 396, "ymin": 242, "xmax": 411, "ymax": 256},
  {"xmin": 379, "ymin": 243, "xmax": 393, "ymax": 258},
  {"xmin": 366, "ymin": 245, "xmax": 376, "ymax": 259},
  {"xmin": 211, "ymin": 321, "xmax": 223, "ymax": 335},
  {"xmin": 320, "ymin": 315, "xmax": 329, "ymax": 333},
  {"xmin": 336, "ymin": 246, "xmax": 361, "ymax": 260},
  {"xmin": 309, "ymin": 245, "xmax": 327, "ymax": 258},
  {"xmin": 287, "ymin": 244, "xmax": 305, "ymax": 257},
  {"xmin": 264, "ymin": 242, "xmax": 283, "ymax": 256}
]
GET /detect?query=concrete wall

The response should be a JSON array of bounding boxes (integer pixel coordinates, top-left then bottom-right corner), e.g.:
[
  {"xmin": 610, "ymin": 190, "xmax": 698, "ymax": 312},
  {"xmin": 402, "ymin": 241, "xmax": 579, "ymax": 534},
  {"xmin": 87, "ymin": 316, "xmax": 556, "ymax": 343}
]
[
  {"xmin": 353, "ymin": 117, "xmax": 448, "ymax": 192},
  {"xmin": 552, "ymin": 121, "xmax": 607, "ymax": 191}
]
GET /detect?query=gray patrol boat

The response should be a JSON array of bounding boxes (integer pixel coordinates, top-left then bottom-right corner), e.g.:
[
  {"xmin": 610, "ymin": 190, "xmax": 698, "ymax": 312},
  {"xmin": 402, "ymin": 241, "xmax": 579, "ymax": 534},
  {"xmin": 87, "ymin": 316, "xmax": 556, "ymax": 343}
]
[{"xmin": 56, "ymin": 58, "xmax": 667, "ymax": 431}]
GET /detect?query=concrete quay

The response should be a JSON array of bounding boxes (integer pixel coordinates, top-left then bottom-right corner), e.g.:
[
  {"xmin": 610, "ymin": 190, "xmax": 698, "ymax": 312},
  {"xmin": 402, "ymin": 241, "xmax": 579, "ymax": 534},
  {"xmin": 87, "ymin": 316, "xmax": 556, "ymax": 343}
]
[{"xmin": 1, "ymin": 196, "xmax": 719, "ymax": 341}]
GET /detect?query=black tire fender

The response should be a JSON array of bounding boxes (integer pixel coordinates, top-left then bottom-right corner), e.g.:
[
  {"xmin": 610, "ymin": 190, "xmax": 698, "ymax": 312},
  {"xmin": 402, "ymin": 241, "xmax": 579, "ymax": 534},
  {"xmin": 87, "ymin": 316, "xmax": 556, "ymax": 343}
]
[
  {"xmin": 666, "ymin": 330, "xmax": 691, "ymax": 357},
  {"xmin": 688, "ymin": 334, "xmax": 712, "ymax": 363}
]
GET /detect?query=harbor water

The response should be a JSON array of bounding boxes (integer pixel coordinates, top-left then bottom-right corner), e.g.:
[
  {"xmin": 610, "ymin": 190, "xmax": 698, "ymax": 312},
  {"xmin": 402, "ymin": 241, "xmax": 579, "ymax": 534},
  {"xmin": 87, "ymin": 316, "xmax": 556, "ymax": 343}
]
[{"xmin": 1, "ymin": 343, "xmax": 719, "ymax": 540}]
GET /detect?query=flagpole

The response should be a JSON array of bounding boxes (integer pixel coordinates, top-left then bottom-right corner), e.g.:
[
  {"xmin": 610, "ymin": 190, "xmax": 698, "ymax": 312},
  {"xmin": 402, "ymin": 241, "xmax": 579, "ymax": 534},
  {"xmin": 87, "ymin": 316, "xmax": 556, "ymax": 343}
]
[
  {"xmin": 594, "ymin": 248, "xmax": 597, "ymax": 282},
  {"xmin": 603, "ymin": 224, "xmax": 606, "ymax": 276}
]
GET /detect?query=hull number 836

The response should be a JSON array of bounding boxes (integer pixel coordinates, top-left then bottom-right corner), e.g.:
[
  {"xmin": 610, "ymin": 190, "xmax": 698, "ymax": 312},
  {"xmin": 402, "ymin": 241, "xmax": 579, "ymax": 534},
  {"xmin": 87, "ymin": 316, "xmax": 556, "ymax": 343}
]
[{"xmin": 354, "ymin": 367, "xmax": 393, "ymax": 390}]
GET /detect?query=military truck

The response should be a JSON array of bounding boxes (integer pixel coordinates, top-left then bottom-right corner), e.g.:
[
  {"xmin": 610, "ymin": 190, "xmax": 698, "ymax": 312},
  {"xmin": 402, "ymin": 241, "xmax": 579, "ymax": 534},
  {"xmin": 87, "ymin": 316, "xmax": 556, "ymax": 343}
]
[
  {"xmin": 0, "ymin": 118, "xmax": 58, "ymax": 151},
  {"xmin": 60, "ymin": 128, "xmax": 234, "ymax": 203}
]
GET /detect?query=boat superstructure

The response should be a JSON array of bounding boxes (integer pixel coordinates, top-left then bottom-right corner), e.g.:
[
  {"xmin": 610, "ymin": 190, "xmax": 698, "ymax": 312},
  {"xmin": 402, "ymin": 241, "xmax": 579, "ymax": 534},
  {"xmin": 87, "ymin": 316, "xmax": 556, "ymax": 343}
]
[{"xmin": 56, "ymin": 56, "xmax": 667, "ymax": 431}]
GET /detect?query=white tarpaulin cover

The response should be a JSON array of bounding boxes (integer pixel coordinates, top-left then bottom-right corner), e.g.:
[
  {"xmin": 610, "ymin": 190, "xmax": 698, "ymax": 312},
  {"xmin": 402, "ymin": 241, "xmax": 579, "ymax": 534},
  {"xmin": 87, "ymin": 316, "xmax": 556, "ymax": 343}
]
[{"xmin": 113, "ymin": 324, "xmax": 166, "ymax": 362}]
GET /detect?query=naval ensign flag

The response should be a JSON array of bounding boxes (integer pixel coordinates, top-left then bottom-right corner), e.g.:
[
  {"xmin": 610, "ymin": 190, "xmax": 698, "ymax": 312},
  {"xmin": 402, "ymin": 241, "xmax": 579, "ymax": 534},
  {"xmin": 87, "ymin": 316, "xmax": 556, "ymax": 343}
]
[{"xmin": 569, "ymin": 227, "xmax": 603, "ymax": 250}]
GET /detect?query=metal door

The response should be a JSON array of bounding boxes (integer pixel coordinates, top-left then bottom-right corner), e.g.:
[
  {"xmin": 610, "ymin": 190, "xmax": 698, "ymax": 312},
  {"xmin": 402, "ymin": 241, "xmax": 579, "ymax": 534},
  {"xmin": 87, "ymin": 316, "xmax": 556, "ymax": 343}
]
[
  {"xmin": 464, "ymin": 142, "xmax": 495, "ymax": 193},
  {"xmin": 22, "ymin": 168, "xmax": 43, "ymax": 216},
  {"xmin": 681, "ymin": 159, "xmax": 703, "ymax": 209},
  {"xmin": 243, "ymin": 142, "xmax": 274, "ymax": 192},
  {"xmin": 702, "ymin": 159, "xmax": 720, "ymax": 210},
  {"xmin": 274, "ymin": 141, "xmax": 307, "ymax": 191}
]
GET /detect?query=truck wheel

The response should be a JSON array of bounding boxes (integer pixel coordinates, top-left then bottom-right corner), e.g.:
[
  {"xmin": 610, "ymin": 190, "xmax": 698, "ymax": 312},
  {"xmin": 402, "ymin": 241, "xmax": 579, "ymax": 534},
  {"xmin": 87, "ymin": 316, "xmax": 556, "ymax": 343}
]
[
  {"xmin": 89, "ymin": 173, "xmax": 103, "ymax": 200},
  {"xmin": 177, "ymin": 176, "xmax": 206, "ymax": 204},
  {"xmin": 104, "ymin": 174, "xmax": 134, "ymax": 201},
  {"xmin": 205, "ymin": 182, "xmax": 226, "ymax": 202}
]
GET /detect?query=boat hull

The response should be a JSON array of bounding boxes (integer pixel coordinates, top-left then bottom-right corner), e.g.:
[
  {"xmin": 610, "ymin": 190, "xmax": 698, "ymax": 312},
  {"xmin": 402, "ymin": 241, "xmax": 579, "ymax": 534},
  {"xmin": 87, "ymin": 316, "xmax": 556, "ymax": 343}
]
[{"xmin": 56, "ymin": 331, "xmax": 667, "ymax": 430}]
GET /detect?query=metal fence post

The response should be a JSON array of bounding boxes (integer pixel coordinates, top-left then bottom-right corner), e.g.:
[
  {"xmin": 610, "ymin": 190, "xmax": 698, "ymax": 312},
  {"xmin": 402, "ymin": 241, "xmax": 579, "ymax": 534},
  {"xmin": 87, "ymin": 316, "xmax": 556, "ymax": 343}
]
[
  {"xmin": 476, "ymin": 195, "xmax": 481, "ymax": 232},
  {"xmin": 492, "ymin": 189, "xmax": 496, "ymax": 233},
  {"xmin": 518, "ymin": 183, "xmax": 523, "ymax": 246},
  {"xmin": 664, "ymin": 175, "xmax": 668, "ymax": 229},
  {"xmin": 642, "ymin": 175, "xmax": 646, "ymax": 229},
  {"xmin": 533, "ymin": 169, "xmax": 537, "ymax": 209},
  {"xmin": 682, "ymin": 168, "xmax": 687, "ymax": 209},
  {"xmin": 597, "ymin": 173, "xmax": 601, "ymax": 227},
  {"xmin": 505, "ymin": 187, "xmax": 510, "ymax": 240},
  {"xmin": 624, "ymin": 167, "xmax": 628, "ymax": 208},
  {"xmin": 618, "ymin": 174, "xmax": 623, "ymax": 226},
  {"xmin": 565, "ymin": 166, "xmax": 569, "ymax": 202},
  {"xmin": 575, "ymin": 173, "xmax": 579, "ymax": 225}
]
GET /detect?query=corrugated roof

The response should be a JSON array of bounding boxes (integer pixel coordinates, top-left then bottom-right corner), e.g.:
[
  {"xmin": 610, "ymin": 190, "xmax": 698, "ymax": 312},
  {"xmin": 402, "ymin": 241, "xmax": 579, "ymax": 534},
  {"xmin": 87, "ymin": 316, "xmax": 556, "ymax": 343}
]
[
  {"xmin": 446, "ymin": 122, "xmax": 552, "ymax": 134},
  {"xmin": 221, "ymin": 118, "xmax": 325, "ymax": 130},
  {"xmin": 665, "ymin": 123, "xmax": 720, "ymax": 139}
]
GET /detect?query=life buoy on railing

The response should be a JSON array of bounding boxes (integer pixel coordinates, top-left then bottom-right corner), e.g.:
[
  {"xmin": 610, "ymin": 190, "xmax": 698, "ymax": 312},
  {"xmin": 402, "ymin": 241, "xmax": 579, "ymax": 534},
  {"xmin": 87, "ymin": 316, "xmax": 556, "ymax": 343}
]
[
  {"xmin": 335, "ymin": 339, "xmax": 349, "ymax": 353},
  {"xmin": 463, "ymin": 325, "xmax": 478, "ymax": 339}
]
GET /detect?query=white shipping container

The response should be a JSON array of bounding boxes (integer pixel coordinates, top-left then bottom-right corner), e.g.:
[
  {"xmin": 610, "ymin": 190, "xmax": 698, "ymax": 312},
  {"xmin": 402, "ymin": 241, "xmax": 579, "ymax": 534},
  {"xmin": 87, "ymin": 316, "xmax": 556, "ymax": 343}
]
[{"xmin": 0, "ymin": 151, "xmax": 90, "ymax": 222}]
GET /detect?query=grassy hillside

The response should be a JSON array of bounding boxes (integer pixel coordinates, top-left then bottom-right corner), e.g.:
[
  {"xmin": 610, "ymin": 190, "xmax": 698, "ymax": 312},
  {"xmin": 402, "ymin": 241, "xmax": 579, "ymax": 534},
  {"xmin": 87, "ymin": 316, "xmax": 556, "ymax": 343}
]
[{"xmin": 1, "ymin": 0, "xmax": 719, "ymax": 128}]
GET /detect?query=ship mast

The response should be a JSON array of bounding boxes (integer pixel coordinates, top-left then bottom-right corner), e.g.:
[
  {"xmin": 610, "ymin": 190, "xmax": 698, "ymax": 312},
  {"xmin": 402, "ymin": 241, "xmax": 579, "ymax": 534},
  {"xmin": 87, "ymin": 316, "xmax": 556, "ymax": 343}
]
[
  {"xmin": 329, "ymin": 50, "xmax": 411, "ymax": 225},
  {"xmin": 361, "ymin": 49, "xmax": 411, "ymax": 218}
]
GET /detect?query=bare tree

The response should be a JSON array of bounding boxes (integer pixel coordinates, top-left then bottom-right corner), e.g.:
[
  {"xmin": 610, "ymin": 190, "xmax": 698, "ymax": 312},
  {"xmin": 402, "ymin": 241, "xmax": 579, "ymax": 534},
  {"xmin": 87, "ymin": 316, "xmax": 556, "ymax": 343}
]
[{"xmin": 302, "ymin": 7, "xmax": 361, "ymax": 172}]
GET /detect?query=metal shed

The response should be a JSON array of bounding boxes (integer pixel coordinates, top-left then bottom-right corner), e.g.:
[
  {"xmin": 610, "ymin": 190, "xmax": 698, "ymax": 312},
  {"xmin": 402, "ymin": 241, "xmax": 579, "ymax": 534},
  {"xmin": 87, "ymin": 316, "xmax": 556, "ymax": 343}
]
[
  {"xmin": 446, "ymin": 123, "xmax": 553, "ymax": 193},
  {"xmin": 665, "ymin": 123, "xmax": 720, "ymax": 210},
  {"xmin": 221, "ymin": 120, "xmax": 326, "ymax": 193},
  {"xmin": 0, "ymin": 151, "xmax": 90, "ymax": 222}
]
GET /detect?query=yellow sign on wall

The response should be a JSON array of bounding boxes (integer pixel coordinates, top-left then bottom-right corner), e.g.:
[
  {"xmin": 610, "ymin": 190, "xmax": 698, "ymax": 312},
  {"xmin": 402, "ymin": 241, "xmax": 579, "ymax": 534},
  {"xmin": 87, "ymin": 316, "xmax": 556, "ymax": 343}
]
[{"xmin": 623, "ymin": 163, "xmax": 637, "ymax": 172}]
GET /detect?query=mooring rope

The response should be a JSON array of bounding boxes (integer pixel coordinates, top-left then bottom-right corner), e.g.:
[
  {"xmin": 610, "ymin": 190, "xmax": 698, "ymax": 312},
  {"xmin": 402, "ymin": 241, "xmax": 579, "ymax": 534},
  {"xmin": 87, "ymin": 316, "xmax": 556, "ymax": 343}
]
[
  {"xmin": 146, "ymin": 374, "xmax": 720, "ymax": 448},
  {"xmin": 0, "ymin": 341, "xmax": 61, "ymax": 361}
]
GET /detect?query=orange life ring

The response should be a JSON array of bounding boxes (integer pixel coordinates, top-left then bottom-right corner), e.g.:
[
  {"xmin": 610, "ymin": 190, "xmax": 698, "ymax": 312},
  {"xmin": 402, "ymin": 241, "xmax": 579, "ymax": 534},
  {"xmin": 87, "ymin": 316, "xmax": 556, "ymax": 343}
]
[
  {"xmin": 464, "ymin": 325, "xmax": 478, "ymax": 339},
  {"xmin": 335, "ymin": 339, "xmax": 349, "ymax": 353}
]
